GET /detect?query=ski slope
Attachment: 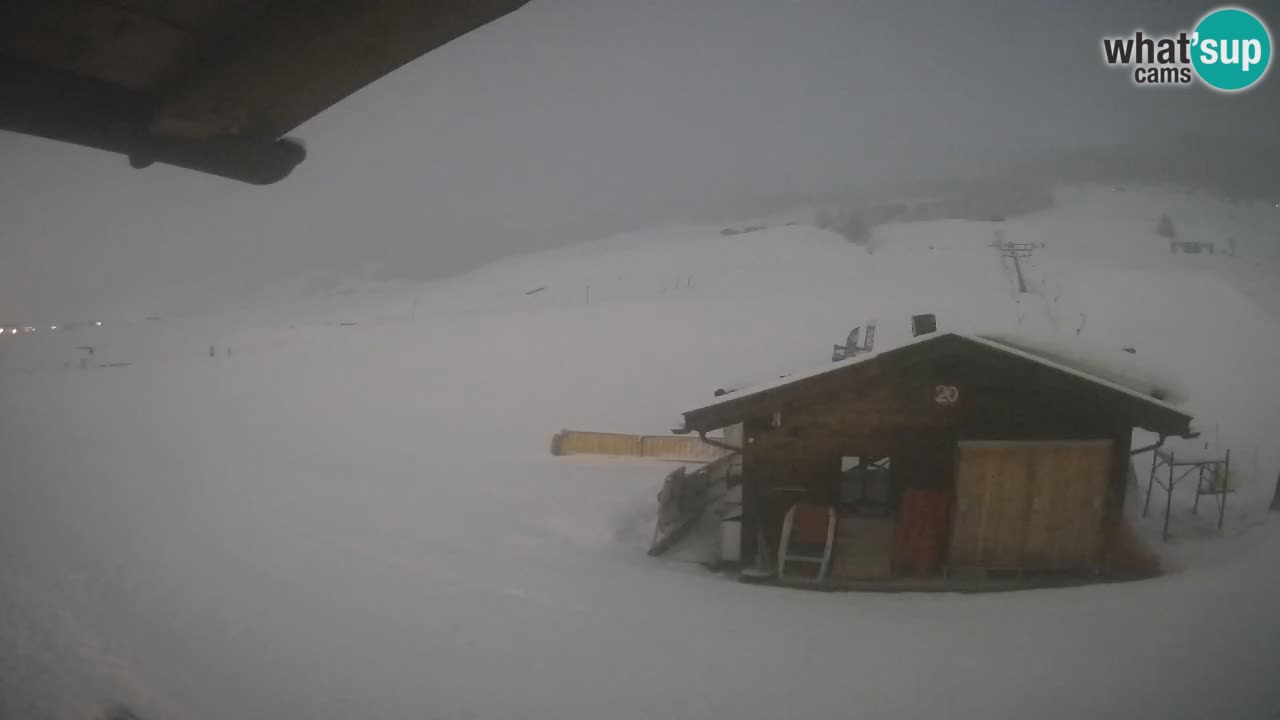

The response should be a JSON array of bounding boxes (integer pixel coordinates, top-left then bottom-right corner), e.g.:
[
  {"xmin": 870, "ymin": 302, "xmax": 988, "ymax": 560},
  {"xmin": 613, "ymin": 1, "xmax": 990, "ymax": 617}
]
[{"xmin": 2, "ymin": 184, "xmax": 1279, "ymax": 719}]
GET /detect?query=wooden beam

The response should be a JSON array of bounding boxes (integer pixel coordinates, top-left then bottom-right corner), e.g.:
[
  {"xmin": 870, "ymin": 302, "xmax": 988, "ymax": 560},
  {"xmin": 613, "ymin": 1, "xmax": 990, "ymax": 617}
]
[{"xmin": 152, "ymin": 0, "xmax": 532, "ymax": 138}]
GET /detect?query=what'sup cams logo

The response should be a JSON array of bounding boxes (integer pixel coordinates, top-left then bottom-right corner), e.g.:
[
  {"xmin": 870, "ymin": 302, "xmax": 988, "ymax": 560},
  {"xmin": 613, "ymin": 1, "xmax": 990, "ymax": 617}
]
[{"xmin": 1102, "ymin": 6, "xmax": 1272, "ymax": 92}]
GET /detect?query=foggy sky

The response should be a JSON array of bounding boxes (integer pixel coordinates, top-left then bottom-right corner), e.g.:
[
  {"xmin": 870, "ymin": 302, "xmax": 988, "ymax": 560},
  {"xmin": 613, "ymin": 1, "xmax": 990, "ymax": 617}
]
[{"xmin": 2, "ymin": 0, "xmax": 1276, "ymax": 321}]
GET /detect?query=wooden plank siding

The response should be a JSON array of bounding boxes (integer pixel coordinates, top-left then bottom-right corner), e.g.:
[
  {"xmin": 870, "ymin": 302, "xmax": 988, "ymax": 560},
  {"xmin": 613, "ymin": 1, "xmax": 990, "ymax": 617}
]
[
  {"xmin": 950, "ymin": 441, "xmax": 1113, "ymax": 572},
  {"xmin": 1022, "ymin": 442, "xmax": 1111, "ymax": 568},
  {"xmin": 550, "ymin": 430, "xmax": 730, "ymax": 462},
  {"xmin": 950, "ymin": 444, "xmax": 1034, "ymax": 567},
  {"xmin": 682, "ymin": 335, "xmax": 1190, "ymax": 439},
  {"xmin": 832, "ymin": 517, "xmax": 896, "ymax": 579},
  {"xmin": 704, "ymin": 335, "xmax": 1191, "ymax": 578}
]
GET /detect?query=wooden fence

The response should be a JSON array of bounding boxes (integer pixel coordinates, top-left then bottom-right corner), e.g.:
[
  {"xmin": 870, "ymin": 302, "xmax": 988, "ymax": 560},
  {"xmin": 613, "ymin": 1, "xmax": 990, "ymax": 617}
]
[{"xmin": 550, "ymin": 430, "xmax": 731, "ymax": 463}]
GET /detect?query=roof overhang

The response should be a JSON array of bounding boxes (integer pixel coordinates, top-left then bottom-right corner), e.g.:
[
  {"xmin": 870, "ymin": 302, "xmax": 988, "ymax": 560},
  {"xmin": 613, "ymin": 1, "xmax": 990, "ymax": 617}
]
[
  {"xmin": 1, "ymin": 0, "xmax": 530, "ymax": 184},
  {"xmin": 679, "ymin": 333, "xmax": 1194, "ymax": 438}
]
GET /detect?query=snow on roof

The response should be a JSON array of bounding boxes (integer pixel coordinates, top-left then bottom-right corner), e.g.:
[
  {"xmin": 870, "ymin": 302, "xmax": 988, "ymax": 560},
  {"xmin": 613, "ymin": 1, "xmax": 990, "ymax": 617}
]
[
  {"xmin": 684, "ymin": 332, "xmax": 1186, "ymax": 418},
  {"xmin": 977, "ymin": 332, "xmax": 1186, "ymax": 405},
  {"xmin": 964, "ymin": 335, "xmax": 1186, "ymax": 415},
  {"xmin": 709, "ymin": 314, "xmax": 921, "ymax": 401},
  {"xmin": 684, "ymin": 331, "xmax": 947, "ymax": 414},
  {"xmin": 712, "ymin": 378, "xmax": 785, "ymax": 395}
]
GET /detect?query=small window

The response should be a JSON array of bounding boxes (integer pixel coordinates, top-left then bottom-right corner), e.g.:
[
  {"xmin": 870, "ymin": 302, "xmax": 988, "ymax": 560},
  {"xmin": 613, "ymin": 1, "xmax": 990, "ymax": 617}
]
[{"xmin": 839, "ymin": 456, "xmax": 893, "ymax": 516}]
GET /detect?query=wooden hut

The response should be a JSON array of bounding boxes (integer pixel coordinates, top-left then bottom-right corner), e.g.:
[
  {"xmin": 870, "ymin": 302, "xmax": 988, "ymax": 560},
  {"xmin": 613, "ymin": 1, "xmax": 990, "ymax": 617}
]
[{"xmin": 675, "ymin": 333, "xmax": 1192, "ymax": 587}]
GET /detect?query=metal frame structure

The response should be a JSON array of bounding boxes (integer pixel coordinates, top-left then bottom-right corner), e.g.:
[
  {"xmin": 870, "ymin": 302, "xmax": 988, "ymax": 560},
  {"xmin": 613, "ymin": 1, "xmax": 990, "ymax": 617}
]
[
  {"xmin": 777, "ymin": 505, "xmax": 836, "ymax": 584},
  {"xmin": 832, "ymin": 322, "xmax": 877, "ymax": 362},
  {"xmin": 1142, "ymin": 447, "xmax": 1230, "ymax": 542},
  {"xmin": 992, "ymin": 240, "xmax": 1037, "ymax": 293}
]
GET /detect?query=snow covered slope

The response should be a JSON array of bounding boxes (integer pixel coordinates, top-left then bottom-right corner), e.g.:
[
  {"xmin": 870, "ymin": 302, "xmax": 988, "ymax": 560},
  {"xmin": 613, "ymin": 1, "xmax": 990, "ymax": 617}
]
[{"xmin": 2, "ymin": 184, "xmax": 1279, "ymax": 719}]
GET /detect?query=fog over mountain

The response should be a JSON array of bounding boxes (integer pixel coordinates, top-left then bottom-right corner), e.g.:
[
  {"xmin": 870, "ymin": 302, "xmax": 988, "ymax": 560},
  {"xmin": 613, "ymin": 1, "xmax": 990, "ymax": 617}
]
[{"xmin": 2, "ymin": 0, "xmax": 1277, "ymax": 321}]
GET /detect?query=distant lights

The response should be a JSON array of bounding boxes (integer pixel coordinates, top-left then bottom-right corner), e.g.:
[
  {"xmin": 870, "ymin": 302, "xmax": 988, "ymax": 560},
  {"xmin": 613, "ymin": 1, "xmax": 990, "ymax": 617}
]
[{"xmin": 0, "ymin": 321, "xmax": 109, "ymax": 334}]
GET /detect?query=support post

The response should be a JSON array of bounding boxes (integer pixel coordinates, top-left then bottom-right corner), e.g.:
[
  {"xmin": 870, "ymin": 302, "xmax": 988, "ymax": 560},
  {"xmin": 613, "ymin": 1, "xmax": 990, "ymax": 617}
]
[
  {"xmin": 1143, "ymin": 451, "xmax": 1159, "ymax": 517},
  {"xmin": 1218, "ymin": 449, "xmax": 1230, "ymax": 531},
  {"xmin": 1162, "ymin": 455, "xmax": 1174, "ymax": 542},
  {"xmin": 1192, "ymin": 465, "xmax": 1203, "ymax": 515}
]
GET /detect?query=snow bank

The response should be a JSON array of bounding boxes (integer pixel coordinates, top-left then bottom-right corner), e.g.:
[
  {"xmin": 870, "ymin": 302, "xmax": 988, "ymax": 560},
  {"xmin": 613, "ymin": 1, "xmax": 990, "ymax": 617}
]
[{"xmin": 2, "ymin": 184, "xmax": 1279, "ymax": 720}]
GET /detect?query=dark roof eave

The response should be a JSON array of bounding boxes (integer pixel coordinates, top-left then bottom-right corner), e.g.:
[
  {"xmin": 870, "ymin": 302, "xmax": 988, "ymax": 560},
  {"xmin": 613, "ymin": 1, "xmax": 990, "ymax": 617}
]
[
  {"xmin": 1135, "ymin": 409, "xmax": 1195, "ymax": 439},
  {"xmin": 677, "ymin": 333, "xmax": 1196, "ymax": 437}
]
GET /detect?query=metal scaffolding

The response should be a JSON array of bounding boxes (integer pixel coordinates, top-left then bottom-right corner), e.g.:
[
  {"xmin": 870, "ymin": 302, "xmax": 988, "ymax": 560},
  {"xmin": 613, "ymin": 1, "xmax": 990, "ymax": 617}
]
[
  {"xmin": 1142, "ymin": 446, "xmax": 1230, "ymax": 542},
  {"xmin": 994, "ymin": 240, "xmax": 1037, "ymax": 293}
]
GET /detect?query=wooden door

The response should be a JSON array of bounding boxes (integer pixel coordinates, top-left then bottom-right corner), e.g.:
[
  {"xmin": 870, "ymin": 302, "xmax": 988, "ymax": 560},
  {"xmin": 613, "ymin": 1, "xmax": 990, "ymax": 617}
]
[
  {"xmin": 951, "ymin": 440, "xmax": 1112, "ymax": 571},
  {"xmin": 950, "ymin": 443, "xmax": 1033, "ymax": 567},
  {"xmin": 1023, "ymin": 441, "xmax": 1112, "ymax": 568}
]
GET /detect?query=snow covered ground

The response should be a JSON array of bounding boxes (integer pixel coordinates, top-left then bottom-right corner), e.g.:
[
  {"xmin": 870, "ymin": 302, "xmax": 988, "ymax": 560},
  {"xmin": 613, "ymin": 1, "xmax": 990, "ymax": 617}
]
[{"xmin": 2, "ymin": 185, "xmax": 1279, "ymax": 719}]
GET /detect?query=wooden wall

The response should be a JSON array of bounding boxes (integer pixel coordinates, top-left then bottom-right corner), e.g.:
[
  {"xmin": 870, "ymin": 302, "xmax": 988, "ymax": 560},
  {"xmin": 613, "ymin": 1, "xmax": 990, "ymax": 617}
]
[
  {"xmin": 950, "ymin": 441, "xmax": 1113, "ymax": 570},
  {"xmin": 735, "ymin": 352, "xmax": 1138, "ymax": 572}
]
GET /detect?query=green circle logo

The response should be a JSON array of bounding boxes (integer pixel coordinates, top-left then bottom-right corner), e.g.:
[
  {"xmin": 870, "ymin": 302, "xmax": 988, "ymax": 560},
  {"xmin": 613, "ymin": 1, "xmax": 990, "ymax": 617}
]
[{"xmin": 1192, "ymin": 7, "xmax": 1272, "ymax": 92}]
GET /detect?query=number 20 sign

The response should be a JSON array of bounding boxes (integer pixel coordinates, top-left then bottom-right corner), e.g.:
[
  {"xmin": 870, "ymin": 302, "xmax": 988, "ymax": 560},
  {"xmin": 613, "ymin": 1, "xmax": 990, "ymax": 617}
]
[{"xmin": 935, "ymin": 384, "xmax": 960, "ymax": 406}]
